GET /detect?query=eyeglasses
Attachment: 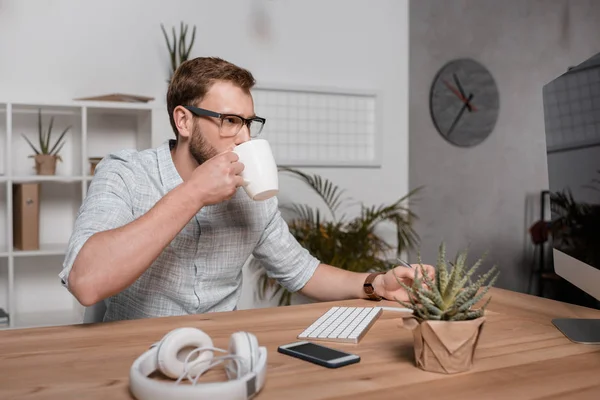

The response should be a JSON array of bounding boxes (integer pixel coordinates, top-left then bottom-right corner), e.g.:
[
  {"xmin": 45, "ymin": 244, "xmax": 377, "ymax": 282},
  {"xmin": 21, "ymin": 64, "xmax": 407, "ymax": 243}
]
[{"xmin": 183, "ymin": 105, "xmax": 266, "ymax": 138}]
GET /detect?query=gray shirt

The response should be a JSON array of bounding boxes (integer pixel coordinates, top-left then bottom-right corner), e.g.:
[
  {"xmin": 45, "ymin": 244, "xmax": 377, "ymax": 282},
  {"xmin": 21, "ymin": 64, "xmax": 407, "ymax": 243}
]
[{"xmin": 59, "ymin": 140, "xmax": 320, "ymax": 321}]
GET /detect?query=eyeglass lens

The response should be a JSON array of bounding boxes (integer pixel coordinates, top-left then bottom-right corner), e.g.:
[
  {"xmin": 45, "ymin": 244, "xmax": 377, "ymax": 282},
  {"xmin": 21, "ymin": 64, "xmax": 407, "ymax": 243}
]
[{"xmin": 221, "ymin": 116, "xmax": 264, "ymax": 138}]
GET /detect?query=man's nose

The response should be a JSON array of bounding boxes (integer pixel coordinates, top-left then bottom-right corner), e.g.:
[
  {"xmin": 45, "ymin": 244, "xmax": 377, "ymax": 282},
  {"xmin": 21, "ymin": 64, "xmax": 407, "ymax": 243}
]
[{"xmin": 235, "ymin": 124, "xmax": 251, "ymax": 144}]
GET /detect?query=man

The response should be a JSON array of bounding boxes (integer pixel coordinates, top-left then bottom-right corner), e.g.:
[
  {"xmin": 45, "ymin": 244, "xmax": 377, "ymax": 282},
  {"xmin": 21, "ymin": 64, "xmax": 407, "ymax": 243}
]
[{"xmin": 59, "ymin": 57, "xmax": 434, "ymax": 322}]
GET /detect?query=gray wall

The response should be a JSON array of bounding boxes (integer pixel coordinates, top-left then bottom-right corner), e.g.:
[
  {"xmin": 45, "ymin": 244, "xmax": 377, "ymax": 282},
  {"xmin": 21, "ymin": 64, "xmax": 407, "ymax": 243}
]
[{"xmin": 408, "ymin": 0, "xmax": 600, "ymax": 292}]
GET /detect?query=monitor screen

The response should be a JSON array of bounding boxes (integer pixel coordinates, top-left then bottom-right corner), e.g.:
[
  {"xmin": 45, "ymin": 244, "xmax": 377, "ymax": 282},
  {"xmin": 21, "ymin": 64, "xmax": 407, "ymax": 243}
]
[{"xmin": 543, "ymin": 54, "xmax": 600, "ymax": 272}]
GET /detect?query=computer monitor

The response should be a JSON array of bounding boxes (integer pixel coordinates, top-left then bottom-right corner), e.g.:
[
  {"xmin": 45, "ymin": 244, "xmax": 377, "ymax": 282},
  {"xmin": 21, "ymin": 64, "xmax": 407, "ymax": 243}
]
[{"xmin": 543, "ymin": 52, "xmax": 600, "ymax": 344}]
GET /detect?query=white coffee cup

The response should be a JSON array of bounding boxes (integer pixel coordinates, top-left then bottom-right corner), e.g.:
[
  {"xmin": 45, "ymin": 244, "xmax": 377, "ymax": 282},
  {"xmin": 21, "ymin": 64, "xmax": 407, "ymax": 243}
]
[{"xmin": 233, "ymin": 139, "xmax": 279, "ymax": 201}]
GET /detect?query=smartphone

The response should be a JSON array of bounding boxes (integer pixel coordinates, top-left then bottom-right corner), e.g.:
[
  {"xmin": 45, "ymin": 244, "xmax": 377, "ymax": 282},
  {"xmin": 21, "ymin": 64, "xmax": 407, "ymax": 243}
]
[{"xmin": 277, "ymin": 341, "xmax": 360, "ymax": 368}]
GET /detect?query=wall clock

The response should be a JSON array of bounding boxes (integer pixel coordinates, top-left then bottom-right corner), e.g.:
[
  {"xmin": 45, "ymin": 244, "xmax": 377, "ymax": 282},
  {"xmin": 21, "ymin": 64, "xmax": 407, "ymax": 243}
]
[{"xmin": 430, "ymin": 58, "xmax": 499, "ymax": 147}]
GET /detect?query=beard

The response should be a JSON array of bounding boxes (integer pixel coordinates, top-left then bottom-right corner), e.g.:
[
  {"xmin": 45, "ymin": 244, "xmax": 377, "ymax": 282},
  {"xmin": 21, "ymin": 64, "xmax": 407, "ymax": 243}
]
[{"xmin": 189, "ymin": 121, "xmax": 218, "ymax": 165}]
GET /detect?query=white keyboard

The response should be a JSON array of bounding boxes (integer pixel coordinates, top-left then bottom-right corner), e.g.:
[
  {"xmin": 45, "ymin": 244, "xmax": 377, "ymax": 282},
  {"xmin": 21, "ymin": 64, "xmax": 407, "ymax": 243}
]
[{"xmin": 297, "ymin": 306, "xmax": 383, "ymax": 344}]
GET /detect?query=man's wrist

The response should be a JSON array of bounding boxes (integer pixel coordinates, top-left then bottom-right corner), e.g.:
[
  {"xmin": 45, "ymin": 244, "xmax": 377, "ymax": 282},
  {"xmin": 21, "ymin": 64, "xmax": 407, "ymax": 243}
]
[
  {"xmin": 373, "ymin": 273, "xmax": 386, "ymax": 299},
  {"xmin": 179, "ymin": 181, "xmax": 206, "ymax": 210}
]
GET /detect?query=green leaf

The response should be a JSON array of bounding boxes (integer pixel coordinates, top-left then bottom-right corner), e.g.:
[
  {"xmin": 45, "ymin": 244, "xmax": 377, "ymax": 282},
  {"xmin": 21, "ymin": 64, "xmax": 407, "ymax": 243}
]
[
  {"xmin": 37, "ymin": 109, "xmax": 44, "ymax": 153},
  {"xmin": 394, "ymin": 298, "xmax": 415, "ymax": 310},
  {"xmin": 455, "ymin": 279, "xmax": 495, "ymax": 313},
  {"xmin": 444, "ymin": 252, "xmax": 489, "ymax": 304},
  {"xmin": 414, "ymin": 263, "xmax": 445, "ymax": 310},
  {"xmin": 21, "ymin": 133, "xmax": 40, "ymax": 155},
  {"xmin": 415, "ymin": 292, "xmax": 442, "ymax": 315},
  {"xmin": 454, "ymin": 266, "xmax": 499, "ymax": 308},
  {"xmin": 436, "ymin": 242, "xmax": 449, "ymax": 294},
  {"xmin": 50, "ymin": 141, "xmax": 66, "ymax": 159},
  {"xmin": 161, "ymin": 23, "xmax": 174, "ymax": 54},
  {"xmin": 443, "ymin": 248, "xmax": 468, "ymax": 301},
  {"xmin": 279, "ymin": 167, "xmax": 348, "ymax": 220},
  {"xmin": 184, "ymin": 25, "xmax": 196, "ymax": 59},
  {"xmin": 45, "ymin": 116, "xmax": 54, "ymax": 154},
  {"xmin": 49, "ymin": 125, "xmax": 70, "ymax": 155}
]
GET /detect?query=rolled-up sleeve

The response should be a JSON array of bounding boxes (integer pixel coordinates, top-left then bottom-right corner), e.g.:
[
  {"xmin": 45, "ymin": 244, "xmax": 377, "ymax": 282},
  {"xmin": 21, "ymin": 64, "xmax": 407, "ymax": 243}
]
[
  {"xmin": 59, "ymin": 152, "xmax": 137, "ymax": 290},
  {"xmin": 252, "ymin": 197, "xmax": 320, "ymax": 292}
]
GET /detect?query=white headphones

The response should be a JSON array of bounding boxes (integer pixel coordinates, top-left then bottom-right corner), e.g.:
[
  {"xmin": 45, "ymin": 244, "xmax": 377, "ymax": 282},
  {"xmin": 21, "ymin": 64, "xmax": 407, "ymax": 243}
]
[{"xmin": 129, "ymin": 327, "xmax": 267, "ymax": 400}]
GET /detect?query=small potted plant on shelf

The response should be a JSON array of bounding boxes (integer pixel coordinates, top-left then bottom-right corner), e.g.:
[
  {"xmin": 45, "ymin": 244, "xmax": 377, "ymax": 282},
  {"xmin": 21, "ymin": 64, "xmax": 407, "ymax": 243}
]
[
  {"xmin": 21, "ymin": 109, "xmax": 70, "ymax": 175},
  {"xmin": 395, "ymin": 242, "xmax": 499, "ymax": 374}
]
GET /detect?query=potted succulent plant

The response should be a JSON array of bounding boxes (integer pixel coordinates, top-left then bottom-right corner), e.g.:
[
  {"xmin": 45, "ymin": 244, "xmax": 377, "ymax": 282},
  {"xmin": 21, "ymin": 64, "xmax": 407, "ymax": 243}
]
[
  {"xmin": 395, "ymin": 242, "xmax": 499, "ymax": 374},
  {"xmin": 21, "ymin": 109, "xmax": 70, "ymax": 175}
]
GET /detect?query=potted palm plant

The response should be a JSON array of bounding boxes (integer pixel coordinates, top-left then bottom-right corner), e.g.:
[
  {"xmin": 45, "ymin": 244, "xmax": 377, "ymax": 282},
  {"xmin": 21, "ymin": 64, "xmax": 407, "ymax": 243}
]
[
  {"xmin": 255, "ymin": 166, "xmax": 422, "ymax": 306},
  {"xmin": 21, "ymin": 109, "xmax": 70, "ymax": 175},
  {"xmin": 396, "ymin": 242, "xmax": 499, "ymax": 374}
]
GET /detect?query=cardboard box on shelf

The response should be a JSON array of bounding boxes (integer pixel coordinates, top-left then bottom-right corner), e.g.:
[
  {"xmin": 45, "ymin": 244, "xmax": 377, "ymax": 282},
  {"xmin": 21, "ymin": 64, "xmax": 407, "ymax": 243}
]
[{"xmin": 13, "ymin": 183, "xmax": 40, "ymax": 251}]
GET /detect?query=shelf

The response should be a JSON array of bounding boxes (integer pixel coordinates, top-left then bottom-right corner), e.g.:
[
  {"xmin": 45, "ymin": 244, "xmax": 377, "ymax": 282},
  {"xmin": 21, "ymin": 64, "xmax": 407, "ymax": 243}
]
[
  {"xmin": 0, "ymin": 308, "xmax": 81, "ymax": 330},
  {"xmin": 0, "ymin": 99, "xmax": 158, "ymax": 332},
  {"xmin": 13, "ymin": 243, "xmax": 67, "ymax": 257},
  {"xmin": 11, "ymin": 175, "xmax": 85, "ymax": 183},
  {"xmin": 87, "ymin": 107, "xmax": 152, "ymax": 158},
  {"xmin": 6, "ymin": 99, "xmax": 154, "ymax": 109}
]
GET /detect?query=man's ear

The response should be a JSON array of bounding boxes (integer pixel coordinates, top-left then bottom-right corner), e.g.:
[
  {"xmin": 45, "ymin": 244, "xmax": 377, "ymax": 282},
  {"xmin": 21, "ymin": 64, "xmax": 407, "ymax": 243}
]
[{"xmin": 173, "ymin": 105, "xmax": 192, "ymax": 139}]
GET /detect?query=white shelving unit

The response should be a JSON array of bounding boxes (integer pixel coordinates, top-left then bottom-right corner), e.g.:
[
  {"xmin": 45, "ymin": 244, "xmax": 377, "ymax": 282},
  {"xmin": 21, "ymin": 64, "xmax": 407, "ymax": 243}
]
[{"xmin": 0, "ymin": 100, "xmax": 170, "ymax": 330}]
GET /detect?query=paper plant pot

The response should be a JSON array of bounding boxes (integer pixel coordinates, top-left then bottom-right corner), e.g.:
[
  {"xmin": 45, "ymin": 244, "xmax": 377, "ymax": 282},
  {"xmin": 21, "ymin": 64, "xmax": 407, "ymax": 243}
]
[
  {"xmin": 399, "ymin": 316, "xmax": 486, "ymax": 374},
  {"xmin": 34, "ymin": 154, "xmax": 57, "ymax": 175}
]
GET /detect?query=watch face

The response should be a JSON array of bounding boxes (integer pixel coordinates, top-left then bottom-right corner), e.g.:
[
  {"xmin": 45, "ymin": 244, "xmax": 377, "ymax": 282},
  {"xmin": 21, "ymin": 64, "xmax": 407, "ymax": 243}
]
[{"xmin": 430, "ymin": 58, "xmax": 499, "ymax": 147}]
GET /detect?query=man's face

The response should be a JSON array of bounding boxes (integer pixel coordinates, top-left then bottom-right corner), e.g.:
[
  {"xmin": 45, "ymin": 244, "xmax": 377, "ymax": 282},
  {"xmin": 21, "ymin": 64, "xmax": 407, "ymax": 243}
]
[{"xmin": 188, "ymin": 80, "xmax": 254, "ymax": 164}]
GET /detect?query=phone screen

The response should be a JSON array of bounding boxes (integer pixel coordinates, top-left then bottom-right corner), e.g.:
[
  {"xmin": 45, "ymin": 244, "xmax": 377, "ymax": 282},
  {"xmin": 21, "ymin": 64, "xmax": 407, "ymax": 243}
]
[{"xmin": 288, "ymin": 342, "xmax": 350, "ymax": 361}]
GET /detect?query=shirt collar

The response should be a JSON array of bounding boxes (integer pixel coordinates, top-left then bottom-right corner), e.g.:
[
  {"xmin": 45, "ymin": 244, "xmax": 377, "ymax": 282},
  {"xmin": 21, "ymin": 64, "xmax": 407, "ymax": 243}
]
[{"xmin": 157, "ymin": 139, "xmax": 183, "ymax": 192}]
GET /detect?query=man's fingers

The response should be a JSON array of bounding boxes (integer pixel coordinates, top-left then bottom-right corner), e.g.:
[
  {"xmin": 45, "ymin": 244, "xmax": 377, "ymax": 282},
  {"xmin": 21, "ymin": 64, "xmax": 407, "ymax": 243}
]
[
  {"xmin": 393, "ymin": 267, "xmax": 416, "ymax": 280},
  {"xmin": 231, "ymin": 161, "xmax": 245, "ymax": 175},
  {"xmin": 234, "ymin": 176, "xmax": 246, "ymax": 187},
  {"xmin": 223, "ymin": 151, "xmax": 239, "ymax": 162}
]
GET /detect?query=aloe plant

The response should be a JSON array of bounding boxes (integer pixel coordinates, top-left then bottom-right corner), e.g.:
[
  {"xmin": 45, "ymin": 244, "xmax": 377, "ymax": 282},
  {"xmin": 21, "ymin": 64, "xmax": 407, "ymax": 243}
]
[
  {"xmin": 21, "ymin": 109, "xmax": 70, "ymax": 161},
  {"xmin": 161, "ymin": 21, "xmax": 196, "ymax": 79},
  {"xmin": 394, "ymin": 242, "xmax": 499, "ymax": 321}
]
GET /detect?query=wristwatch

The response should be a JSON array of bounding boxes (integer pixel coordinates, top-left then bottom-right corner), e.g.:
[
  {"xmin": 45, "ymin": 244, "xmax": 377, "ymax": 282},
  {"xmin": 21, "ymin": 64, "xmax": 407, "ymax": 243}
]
[{"xmin": 363, "ymin": 272, "xmax": 385, "ymax": 301}]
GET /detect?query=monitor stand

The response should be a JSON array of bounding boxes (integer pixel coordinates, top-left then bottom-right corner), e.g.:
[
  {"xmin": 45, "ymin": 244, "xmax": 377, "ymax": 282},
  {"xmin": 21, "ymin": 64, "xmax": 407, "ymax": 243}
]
[{"xmin": 552, "ymin": 318, "xmax": 600, "ymax": 344}]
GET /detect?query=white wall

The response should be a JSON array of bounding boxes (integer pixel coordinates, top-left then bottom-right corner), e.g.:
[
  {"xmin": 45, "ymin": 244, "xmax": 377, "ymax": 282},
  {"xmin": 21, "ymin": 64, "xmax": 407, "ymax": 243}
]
[
  {"xmin": 0, "ymin": 0, "xmax": 410, "ymax": 316},
  {"xmin": 408, "ymin": 0, "xmax": 600, "ymax": 293}
]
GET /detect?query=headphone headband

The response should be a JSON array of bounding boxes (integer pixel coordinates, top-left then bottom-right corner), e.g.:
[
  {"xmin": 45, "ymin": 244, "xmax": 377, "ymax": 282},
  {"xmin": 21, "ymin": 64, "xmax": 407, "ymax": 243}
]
[{"xmin": 129, "ymin": 331, "xmax": 267, "ymax": 400}]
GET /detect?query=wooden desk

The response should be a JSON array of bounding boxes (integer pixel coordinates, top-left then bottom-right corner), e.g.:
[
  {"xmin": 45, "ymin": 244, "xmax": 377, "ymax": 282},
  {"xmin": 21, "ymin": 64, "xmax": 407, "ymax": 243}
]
[{"xmin": 1, "ymin": 288, "xmax": 600, "ymax": 399}]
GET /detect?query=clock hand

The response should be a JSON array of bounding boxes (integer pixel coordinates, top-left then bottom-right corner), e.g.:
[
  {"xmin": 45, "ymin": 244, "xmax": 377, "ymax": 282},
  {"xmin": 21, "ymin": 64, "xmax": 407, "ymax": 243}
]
[
  {"xmin": 446, "ymin": 93, "xmax": 473, "ymax": 138},
  {"xmin": 442, "ymin": 79, "xmax": 476, "ymax": 111},
  {"xmin": 453, "ymin": 73, "xmax": 477, "ymax": 112}
]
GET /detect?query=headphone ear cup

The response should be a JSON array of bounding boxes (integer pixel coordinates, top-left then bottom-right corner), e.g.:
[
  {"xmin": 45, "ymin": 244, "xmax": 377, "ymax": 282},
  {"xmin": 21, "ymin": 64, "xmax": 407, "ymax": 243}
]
[
  {"xmin": 227, "ymin": 331, "xmax": 259, "ymax": 379},
  {"xmin": 156, "ymin": 327, "xmax": 214, "ymax": 379}
]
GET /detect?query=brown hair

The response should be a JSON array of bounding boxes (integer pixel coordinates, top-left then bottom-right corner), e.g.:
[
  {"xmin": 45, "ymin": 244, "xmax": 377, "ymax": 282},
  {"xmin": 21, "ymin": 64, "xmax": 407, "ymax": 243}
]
[{"xmin": 166, "ymin": 57, "xmax": 256, "ymax": 138}]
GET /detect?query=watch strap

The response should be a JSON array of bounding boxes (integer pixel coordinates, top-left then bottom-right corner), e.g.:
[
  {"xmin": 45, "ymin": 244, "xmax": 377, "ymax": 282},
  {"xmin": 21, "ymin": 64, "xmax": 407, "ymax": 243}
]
[{"xmin": 363, "ymin": 272, "xmax": 385, "ymax": 301}]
